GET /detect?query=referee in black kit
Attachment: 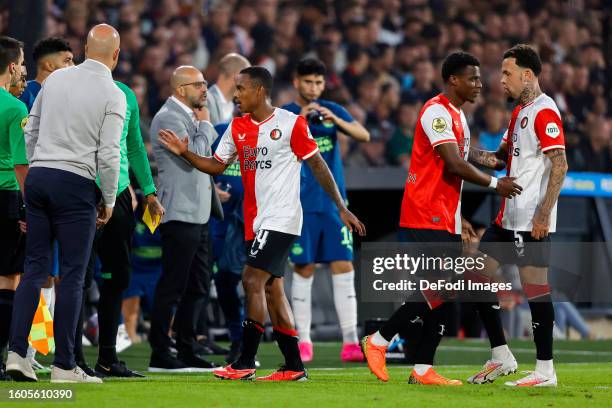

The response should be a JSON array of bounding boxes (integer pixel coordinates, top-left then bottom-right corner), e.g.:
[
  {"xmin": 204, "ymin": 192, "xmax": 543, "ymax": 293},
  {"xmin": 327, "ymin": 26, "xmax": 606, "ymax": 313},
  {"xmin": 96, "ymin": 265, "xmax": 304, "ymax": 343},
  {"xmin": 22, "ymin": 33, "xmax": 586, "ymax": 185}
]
[{"xmin": 6, "ymin": 24, "xmax": 125, "ymax": 384}]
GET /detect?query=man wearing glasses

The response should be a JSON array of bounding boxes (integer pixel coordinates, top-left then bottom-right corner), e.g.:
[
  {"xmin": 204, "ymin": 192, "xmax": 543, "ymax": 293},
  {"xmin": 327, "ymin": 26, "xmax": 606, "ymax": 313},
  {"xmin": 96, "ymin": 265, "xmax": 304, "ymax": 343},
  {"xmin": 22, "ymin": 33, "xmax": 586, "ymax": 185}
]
[{"xmin": 148, "ymin": 66, "xmax": 223, "ymax": 372}]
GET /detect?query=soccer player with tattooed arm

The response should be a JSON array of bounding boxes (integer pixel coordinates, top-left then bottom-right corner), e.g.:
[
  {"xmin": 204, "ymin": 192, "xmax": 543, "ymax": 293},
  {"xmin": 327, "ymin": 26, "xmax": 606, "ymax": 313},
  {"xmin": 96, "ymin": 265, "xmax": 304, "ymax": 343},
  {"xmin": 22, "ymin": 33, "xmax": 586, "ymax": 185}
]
[
  {"xmin": 464, "ymin": 44, "xmax": 568, "ymax": 387},
  {"xmin": 361, "ymin": 52, "xmax": 522, "ymax": 386},
  {"xmin": 159, "ymin": 66, "xmax": 365, "ymax": 381}
]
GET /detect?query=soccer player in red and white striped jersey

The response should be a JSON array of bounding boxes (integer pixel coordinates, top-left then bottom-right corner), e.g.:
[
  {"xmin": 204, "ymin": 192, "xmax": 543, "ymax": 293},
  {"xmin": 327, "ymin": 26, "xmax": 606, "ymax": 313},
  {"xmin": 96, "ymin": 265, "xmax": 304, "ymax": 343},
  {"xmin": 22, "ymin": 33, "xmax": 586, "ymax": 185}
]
[
  {"xmin": 361, "ymin": 52, "xmax": 522, "ymax": 385},
  {"xmin": 159, "ymin": 66, "xmax": 365, "ymax": 381},
  {"xmin": 467, "ymin": 45, "xmax": 568, "ymax": 387}
]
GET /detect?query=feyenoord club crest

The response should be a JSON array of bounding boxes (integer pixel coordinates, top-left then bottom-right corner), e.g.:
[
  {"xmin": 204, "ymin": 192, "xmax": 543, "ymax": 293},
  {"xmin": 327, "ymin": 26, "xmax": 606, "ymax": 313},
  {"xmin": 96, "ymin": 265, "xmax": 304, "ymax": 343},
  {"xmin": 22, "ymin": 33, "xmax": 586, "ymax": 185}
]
[{"xmin": 270, "ymin": 128, "xmax": 282, "ymax": 140}]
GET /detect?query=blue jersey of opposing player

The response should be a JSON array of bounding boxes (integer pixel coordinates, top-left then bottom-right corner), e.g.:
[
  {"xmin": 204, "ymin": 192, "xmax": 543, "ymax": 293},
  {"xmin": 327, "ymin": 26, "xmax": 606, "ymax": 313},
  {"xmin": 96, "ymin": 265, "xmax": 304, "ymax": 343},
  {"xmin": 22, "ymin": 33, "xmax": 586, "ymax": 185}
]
[
  {"xmin": 19, "ymin": 80, "xmax": 42, "ymax": 112},
  {"xmin": 282, "ymin": 100, "xmax": 353, "ymax": 213},
  {"xmin": 283, "ymin": 100, "xmax": 355, "ymax": 264}
]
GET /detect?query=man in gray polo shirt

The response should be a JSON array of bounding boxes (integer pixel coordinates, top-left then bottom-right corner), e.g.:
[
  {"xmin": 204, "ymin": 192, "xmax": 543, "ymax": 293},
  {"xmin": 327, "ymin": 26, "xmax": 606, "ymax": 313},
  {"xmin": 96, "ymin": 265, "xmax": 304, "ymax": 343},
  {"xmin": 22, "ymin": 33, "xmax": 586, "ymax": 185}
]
[{"xmin": 6, "ymin": 24, "xmax": 125, "ymax": 384}]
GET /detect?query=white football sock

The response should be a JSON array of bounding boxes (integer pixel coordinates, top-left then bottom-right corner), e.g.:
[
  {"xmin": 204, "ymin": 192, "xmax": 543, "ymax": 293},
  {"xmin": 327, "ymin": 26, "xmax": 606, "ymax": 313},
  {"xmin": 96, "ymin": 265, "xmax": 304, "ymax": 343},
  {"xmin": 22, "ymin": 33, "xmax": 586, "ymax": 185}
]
[
  {"xmin": 26, "ymin": 345, "xmax": 36, "ymax": 361},
  {"xmin": 332, "ymin": 271, "xmax": 358, "ymax": 344},
  {"xmin": 370, "ymin": 331, "xmax": 389, "ymax": 347},
  {"xmin": 491, "ymin": 344, "xmax": 513, "ymax": 361},
  {"xmin": 291, "ymin": 272, "xmax": 313, "ymax": 343},
  {"xmin": 41, "ymin": 286, "xmax": 55, "ymax": 317},
  {"xmin": 535, "ymin": 359, "xmax": 555, "ymax": 377},
  {"xmin": 413, "ymin": 364, "xmax": 432, "ymax": 376}
]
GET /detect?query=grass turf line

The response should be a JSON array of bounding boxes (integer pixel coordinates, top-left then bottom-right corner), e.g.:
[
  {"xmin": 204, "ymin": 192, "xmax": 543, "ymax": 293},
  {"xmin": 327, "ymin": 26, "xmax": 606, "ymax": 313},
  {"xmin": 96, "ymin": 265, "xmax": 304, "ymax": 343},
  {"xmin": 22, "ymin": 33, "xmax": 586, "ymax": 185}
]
[{"xmin": 1, "ymin": 340, "xmax": 610, "ymax": 408}]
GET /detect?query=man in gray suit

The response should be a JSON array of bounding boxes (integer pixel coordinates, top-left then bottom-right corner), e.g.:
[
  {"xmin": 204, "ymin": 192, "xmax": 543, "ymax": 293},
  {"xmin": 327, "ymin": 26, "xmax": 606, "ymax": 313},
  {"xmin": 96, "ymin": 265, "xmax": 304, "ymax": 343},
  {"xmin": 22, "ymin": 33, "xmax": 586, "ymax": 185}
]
[
  {"xmin": 149, "ymin": 65, "xmax": 222, "ymax": 372},
  {"xmin": 207, "ymin": 53, "xmax": 250, "ymax": 126},
  {"xmin": 6, "ymin": 24, "xmax": 124, "ymax": 383}
]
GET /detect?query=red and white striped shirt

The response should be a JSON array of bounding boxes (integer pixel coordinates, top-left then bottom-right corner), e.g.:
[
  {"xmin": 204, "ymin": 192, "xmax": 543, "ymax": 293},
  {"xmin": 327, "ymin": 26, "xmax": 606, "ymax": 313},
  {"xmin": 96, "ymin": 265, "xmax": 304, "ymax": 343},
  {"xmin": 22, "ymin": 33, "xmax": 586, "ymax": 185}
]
[
  {"xmin": 214, "ymin": 108, "xmax": 319, "ymax": 240},
  {"xmin": 496, "ymin": 93, "xmax": 565, "ymax": 232}
]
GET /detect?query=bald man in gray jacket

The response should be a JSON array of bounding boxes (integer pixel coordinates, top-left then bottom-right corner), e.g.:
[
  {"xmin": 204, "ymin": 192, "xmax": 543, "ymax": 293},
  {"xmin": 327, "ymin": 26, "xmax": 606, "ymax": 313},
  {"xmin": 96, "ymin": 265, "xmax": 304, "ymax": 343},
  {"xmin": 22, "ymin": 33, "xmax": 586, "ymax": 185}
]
[
  {"xmin": 6, "ymin": 24, "xmax": 125, "ymax": 384},
  {"xmin": 149, "ymin": 65, "xmax": 222, "ymax": 373}
]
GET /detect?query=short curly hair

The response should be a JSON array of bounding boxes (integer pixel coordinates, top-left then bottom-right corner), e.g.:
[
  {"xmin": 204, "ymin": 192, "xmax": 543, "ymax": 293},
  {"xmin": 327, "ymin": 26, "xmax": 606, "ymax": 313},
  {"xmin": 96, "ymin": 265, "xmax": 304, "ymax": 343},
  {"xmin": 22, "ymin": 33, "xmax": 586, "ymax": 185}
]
[{"xmin": 441, "ymin": 51, "xmax": 480, "ymax": 82}]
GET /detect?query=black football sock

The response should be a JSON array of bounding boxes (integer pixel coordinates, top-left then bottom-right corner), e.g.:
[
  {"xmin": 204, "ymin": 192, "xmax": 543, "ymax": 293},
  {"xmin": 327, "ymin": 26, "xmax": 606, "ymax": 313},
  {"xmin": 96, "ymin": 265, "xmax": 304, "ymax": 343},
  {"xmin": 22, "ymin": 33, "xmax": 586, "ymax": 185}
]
[
  {"xmin": 413, "ymin": 302, "xmax": 450, "ymax": 365},
  {"xmin": 398, "ymin": 312, "xmax": 426, "ymax": 365},
  {"xmin": 465, "ymin": 270, "xmax": 507, "ymax": 349},
  {"xmin": 525, "ymin": 284, "xmax": 554, "ymax": 361},
  {"xmin": 379, "ymin": 291, "xmax": 432, "ymax": 341},
  {"xmin": 0, "ymin": 289, "xmax": 15, "ymax": 357},
  {"xmin": 234, "ymin": 319, "xmax": 264, "ymax": 369},
  {"xmin": 475, "ymin": 300, "xmax": 507, "ymax": 349},
  {"xmin": 273, "ymin": 327, "xmax": 304, "ymax": 371}
]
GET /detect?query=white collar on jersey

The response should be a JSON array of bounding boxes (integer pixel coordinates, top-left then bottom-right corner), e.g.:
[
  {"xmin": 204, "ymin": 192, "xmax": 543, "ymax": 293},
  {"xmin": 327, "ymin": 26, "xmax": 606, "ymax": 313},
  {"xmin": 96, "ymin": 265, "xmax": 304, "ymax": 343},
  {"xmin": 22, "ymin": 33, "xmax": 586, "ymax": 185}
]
[
  {"xmin": 250, "ymin": 107, "xmax": 277, "ymax": 125},
  {"xmin": 447, "ymin": 101, "xmax": 461, "ymax": 114}
]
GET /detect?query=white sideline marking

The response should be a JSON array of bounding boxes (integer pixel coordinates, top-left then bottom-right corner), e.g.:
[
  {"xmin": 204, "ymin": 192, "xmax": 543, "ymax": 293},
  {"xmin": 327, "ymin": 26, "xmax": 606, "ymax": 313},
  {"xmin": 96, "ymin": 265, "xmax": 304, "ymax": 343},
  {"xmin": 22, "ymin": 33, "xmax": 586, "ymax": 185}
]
[
  {"xmin": 438, "ymin": 345, "xmax": 612, "ymax": 356},
  {"xmin": 305, "ymin": 362, "xmax": 612, "ymax": 372}
]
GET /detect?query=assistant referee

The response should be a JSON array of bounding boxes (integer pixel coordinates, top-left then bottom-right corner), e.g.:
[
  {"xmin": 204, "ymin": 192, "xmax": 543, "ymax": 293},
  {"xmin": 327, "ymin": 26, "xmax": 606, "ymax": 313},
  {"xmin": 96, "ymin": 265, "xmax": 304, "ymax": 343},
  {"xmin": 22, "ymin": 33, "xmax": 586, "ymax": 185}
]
[{"xmin": 0, "ymin": 36, "xmax": 28, "ymax": 382}]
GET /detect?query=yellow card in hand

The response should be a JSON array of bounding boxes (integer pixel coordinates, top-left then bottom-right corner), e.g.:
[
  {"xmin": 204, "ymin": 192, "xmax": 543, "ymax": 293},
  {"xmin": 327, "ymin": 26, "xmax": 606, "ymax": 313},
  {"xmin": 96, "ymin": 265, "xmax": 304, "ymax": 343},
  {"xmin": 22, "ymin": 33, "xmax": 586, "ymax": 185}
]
[{"xmin": 143, "ymin": 205, "xmax": 161, "ymax": 233}]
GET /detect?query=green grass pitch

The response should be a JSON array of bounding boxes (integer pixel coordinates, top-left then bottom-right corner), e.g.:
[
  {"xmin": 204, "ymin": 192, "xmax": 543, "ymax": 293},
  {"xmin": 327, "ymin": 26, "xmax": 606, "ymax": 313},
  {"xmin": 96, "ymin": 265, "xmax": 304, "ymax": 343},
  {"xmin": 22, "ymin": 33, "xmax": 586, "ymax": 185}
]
[{"xmin": 1, "ymin": 339, "xmax": 611, "ymax": 407}]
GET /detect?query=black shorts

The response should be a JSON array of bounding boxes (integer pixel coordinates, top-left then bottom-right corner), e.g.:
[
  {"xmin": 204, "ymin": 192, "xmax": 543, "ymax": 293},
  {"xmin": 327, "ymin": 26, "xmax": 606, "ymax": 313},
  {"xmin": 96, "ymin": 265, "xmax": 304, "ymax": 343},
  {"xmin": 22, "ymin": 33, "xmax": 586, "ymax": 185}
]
[
  {"xmin": 398, "ymin": 228, "xmax": 462, "ymax": 290},
  {"xmin": 398, "ymin": 228, "xmax": 462, "ymax": 244},
  {"xmin": 245, "ymin": 229, "xmax": 297, "ymax": 278},
  {"xmin": 398, "ymin": 227, "xmax": 462, "ymax": 259},
  {"xmin": 479, "ymin": 223, "xmax": 551, "ymax": 267},
  {"xmin": 0, "ymin": 190, "xmax": 25, "ymax": 276}
]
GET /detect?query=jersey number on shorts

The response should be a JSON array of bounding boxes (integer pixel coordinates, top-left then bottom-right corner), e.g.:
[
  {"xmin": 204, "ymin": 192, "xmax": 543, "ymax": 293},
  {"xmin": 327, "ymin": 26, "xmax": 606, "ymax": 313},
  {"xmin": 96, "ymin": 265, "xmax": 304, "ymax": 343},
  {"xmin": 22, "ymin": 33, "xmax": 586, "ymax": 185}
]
[
  {"xmin": 341, "ymin": 226, "xmax": 353, "ymax": 252},
  {"xmin": 250, "ymin": 230, "xmax": 270, "ymax": 257},
  {"xmin": 513, "ymin": 231, "xmax": 525, "ymax": 257}
]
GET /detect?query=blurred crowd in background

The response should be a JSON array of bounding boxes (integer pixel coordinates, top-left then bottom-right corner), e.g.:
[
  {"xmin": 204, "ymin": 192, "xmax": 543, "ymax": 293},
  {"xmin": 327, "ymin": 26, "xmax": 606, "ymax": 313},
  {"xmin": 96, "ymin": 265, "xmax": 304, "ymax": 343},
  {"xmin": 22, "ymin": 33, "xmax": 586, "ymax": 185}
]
[
  {"xmin": 1, "ymin": 0, "xmax": 610, "ymax": 172},
  {"xmin": 1, "ymin": 0, "xmax": 610, "ymax": 350}
]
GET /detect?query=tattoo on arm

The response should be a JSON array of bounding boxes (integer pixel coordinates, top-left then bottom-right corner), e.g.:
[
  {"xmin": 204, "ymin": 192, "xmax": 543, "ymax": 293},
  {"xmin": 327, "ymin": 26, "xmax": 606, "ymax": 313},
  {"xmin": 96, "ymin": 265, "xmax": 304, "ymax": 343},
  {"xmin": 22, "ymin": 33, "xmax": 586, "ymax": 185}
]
[
  {"xmin": 468, "ymin": 148, "xmax": 506, "ymax": 170},
  {"xmin": 539, "ymin": 149, "xmax": 568, "ymax": 214},
  {"xmin": 495, "ymin": 142, "xmax": 509, "ymax": 161},
  {"xmin": 306, "ymin": 153, "xmax": 346, "ymax": 210}
]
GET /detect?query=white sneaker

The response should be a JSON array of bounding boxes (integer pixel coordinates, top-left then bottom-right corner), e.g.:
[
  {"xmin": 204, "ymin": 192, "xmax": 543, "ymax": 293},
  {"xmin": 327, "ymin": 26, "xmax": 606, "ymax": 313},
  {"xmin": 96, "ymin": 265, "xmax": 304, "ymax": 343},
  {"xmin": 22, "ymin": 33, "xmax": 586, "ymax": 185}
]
[
  {"xmin": 51, "ymin": 365, "xmax": 103, "ymax": 384},
  {"xmin": 505, "ymin": 370, "xmax": 557, "ymax": 387},
  {"xmin": 116, "ymin": 324, "xmax": 133, "ymax": 353},
  {"xmin": 468, "ymin": 357, "xmax": 518, "ymax": 384},
  {"xmin": 5, "ymin": 351, "xmax": 38, "ymax": 382}
]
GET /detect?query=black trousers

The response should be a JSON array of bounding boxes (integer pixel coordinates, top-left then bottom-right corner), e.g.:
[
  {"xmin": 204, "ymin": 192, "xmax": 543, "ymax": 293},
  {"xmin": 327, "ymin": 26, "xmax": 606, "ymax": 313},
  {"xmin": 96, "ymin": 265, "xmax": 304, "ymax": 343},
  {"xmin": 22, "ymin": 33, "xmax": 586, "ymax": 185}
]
[
  {"xmin": 10, "ymin": 168, "xmax": 97, "ymax": 370},
  {"xmin": 87, "ymin": 187, "xmax": 135, "ymax": 354},
  {"xmin": 149, "ymin": 221, "xmax": 211, "ymax": 356}
]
